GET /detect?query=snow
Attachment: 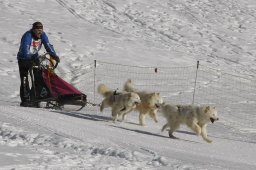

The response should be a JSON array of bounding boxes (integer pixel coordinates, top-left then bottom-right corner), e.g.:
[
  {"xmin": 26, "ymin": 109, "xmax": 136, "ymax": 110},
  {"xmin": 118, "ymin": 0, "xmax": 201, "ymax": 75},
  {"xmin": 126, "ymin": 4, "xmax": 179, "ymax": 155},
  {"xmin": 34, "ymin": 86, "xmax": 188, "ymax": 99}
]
[{"xmin": 0, "ymin": 0, "xmax": 256, "ymax": 169}]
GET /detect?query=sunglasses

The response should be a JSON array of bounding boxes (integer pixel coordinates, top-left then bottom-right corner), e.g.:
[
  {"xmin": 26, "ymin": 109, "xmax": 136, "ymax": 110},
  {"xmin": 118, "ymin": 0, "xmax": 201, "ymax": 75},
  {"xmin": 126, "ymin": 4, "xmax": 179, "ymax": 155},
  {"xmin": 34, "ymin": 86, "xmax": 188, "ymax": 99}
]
[{"xmin": 33, "ymin": 26, "xmax": 43, "ymax": 29}]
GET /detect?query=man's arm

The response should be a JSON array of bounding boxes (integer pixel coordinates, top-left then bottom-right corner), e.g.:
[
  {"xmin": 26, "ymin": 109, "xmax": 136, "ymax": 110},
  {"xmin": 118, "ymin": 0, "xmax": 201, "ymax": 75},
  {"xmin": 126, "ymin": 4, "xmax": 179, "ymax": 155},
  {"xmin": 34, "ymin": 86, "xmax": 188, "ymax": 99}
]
[
  {"xmin": 18, "ymin": 32, "xmax": 35, "ymax": 59},
  {"xmin": 41, "ymin": 32, "xmax": 60, "ymax": 62},
  {"xmin": 41, "ymin": 33, "xmax": 57, "ymax": 56}
]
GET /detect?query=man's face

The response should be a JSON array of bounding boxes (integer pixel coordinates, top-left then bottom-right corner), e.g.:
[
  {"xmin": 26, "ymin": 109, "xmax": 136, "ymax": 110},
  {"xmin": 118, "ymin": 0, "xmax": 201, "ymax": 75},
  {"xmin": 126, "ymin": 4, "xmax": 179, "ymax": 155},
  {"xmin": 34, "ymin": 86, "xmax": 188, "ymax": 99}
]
[{"xmin": 32, "ymin": 28, "xmax": 43, "ymax": 39}]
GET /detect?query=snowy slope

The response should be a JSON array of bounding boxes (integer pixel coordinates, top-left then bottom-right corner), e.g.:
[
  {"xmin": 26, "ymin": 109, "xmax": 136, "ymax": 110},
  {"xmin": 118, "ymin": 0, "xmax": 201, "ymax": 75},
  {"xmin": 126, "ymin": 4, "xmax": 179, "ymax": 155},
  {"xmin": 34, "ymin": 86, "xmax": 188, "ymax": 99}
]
[{"xmin": 0, "ymin": 0, "xmax": 256, "ymax": 169}]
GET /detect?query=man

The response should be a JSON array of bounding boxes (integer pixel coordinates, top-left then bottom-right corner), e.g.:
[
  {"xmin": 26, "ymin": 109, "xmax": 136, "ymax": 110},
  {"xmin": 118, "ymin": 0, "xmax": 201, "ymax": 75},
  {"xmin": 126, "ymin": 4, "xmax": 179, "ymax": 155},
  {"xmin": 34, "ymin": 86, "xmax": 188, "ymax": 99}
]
[{"xmin": 17, "ymin": 22, "xmax": 60, "ymax": 106}]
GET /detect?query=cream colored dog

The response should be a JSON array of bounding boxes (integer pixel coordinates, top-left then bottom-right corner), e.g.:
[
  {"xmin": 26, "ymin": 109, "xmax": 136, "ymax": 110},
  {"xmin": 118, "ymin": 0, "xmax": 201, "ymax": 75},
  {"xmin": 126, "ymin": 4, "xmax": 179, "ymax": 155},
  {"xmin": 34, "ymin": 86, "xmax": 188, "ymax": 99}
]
[
  {"xmin": 160, "ymin": 103, "xmax": 219, "ymax": 143},
  {"xmin": 123, "ymin": 79, "xmax": 163, "ymax": 126},
  {"xmin": 98, "ymin": 84, "xmax": 141, "ymax": 122}
]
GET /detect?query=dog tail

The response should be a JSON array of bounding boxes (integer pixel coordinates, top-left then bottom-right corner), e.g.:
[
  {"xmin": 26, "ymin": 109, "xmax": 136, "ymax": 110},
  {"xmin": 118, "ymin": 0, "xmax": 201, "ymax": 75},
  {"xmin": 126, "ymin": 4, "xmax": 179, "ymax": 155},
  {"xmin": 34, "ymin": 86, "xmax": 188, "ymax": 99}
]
[
  {"xmin": 97, "ymin": 84, "xmax": 112, "ymax": 97},
  {"xmin": 123, "ymin": 79, "xmax": 136, "ymax": 92}
]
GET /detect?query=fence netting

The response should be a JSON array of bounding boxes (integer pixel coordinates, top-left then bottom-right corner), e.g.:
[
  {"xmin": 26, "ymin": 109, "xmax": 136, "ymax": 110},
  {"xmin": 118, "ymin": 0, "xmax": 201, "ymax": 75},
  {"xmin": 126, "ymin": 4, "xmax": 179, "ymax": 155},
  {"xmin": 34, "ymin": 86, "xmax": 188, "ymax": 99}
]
[{"xmin": 58, "ymin": 60, "xmax": 256, "ymax": 132}]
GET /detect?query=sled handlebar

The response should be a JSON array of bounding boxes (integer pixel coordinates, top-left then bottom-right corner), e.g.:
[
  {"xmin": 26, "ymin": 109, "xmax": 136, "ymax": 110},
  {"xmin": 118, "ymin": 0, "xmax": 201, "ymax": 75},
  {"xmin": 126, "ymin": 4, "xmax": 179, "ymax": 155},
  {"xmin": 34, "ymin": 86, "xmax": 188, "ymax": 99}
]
[
  {"xmin": 53, "ymin": 62, "xmax": 58, "ymax": 69},
  {"xmin": 39, "ymin": 53, "xmax": 58, "ymax": 70}
]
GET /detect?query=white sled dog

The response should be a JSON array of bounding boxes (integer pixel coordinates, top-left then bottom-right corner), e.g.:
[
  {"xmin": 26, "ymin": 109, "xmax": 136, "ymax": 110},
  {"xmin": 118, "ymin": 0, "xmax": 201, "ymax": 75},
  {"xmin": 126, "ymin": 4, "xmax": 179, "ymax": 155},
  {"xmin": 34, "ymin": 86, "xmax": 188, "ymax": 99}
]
[
  {"xmin": 98, "ymin": 84, "xmax": 141, "ymax": 122},
  {"xmin": 123, "ymin": 79, "xmax": 163, "ymax": 126},
  {"xmin": 160, "ymin": 103, "xmax": 219, "ymax": 143}
]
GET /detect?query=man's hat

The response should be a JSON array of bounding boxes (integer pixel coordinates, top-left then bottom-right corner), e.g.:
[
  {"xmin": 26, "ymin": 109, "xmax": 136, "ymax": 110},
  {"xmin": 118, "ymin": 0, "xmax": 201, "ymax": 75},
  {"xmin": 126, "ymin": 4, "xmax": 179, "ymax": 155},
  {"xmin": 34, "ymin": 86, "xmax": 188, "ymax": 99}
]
[{"xmin": 32, "ymin": 22, "xmax": 43, "ymax": 29}]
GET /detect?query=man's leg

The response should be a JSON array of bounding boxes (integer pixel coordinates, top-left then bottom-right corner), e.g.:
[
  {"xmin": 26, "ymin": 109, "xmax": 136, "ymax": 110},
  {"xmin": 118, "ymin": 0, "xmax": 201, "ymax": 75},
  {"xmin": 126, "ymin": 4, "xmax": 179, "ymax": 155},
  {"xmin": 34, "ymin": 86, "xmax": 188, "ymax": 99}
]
[{"xmin": 18, "ymin": 60, "xmax": 31, "ymax": 106}]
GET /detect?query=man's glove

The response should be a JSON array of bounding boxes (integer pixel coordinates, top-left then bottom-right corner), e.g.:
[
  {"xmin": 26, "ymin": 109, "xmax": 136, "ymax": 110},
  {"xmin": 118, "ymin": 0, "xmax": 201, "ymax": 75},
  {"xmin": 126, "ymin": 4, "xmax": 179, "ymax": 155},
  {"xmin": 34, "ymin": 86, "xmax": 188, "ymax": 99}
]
[{"xmin": 53, "ymin": 55, "xmax": 60, "ymax": 63}]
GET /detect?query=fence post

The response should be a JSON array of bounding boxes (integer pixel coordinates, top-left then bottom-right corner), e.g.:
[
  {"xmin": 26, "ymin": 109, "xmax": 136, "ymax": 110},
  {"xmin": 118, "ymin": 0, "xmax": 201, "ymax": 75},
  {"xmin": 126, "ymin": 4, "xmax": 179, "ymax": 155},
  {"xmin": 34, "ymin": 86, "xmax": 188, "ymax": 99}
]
[
  {"xmin": 192, "ymin": 61, "xmax": 199, "ymax": 104},
  {"xmin": 94, "ymin": 60, "xmax": 96, "ymax": 102}
]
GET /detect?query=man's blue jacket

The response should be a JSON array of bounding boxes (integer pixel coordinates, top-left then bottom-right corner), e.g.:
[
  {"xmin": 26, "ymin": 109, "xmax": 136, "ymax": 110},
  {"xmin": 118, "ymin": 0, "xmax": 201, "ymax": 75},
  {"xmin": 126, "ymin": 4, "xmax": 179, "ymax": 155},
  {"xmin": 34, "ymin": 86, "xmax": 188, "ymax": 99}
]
[{"xmin": 17, "ymin": 30, "xmax": 57, "ymax": 60}]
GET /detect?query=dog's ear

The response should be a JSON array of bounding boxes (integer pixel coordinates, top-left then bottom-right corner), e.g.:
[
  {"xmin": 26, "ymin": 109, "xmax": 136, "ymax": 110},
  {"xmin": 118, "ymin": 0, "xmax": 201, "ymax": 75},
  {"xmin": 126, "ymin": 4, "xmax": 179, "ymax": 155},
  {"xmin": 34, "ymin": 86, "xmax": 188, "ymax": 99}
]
[
  {"xmin": 152, "ymin": 92, "xmax": 160, "ymax": 96},
  {"xmin": 149, "ymin": 93, "xmax": 156, "ymax": 98},
  {"xmin": 160, "ymin": 102, "xmax": 165, "ymax": 107},
  {"xmin": 205, "ymin": 106, "xmax": 210, "ymax": 113}
]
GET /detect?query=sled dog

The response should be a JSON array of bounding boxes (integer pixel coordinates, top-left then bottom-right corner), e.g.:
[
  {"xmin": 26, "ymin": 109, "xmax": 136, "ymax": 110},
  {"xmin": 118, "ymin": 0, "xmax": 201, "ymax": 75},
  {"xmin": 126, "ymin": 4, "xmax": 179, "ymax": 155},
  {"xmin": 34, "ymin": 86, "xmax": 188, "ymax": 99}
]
[
  {"xmin": 123, "ymin": 79, "xmax": 163, "ymax": 126},
  {"xmin": 98, "ymin": 84, "xmax": 141, "ymax": 122},
  {"xmin": 160, "ymin": 103, "xmax": 219, "ymax": 143}
]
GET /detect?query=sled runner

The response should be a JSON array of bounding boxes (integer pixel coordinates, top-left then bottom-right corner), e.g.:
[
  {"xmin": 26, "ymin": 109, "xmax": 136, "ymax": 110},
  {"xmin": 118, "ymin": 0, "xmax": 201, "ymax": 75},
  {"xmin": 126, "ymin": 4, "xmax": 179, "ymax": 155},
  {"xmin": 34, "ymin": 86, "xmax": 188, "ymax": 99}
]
[{"xmin": 25, "ymin": 53, "xmax": 87, "ymax": 111}]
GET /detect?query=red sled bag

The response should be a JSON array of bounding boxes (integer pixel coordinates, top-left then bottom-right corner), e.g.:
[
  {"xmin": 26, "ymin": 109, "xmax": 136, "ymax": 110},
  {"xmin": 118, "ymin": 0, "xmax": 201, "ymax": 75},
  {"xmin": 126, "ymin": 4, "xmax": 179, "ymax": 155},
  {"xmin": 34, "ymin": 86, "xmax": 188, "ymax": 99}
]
[{"xmin": 42, "ymin": 69, "xmax": 86, "ymax": 107}]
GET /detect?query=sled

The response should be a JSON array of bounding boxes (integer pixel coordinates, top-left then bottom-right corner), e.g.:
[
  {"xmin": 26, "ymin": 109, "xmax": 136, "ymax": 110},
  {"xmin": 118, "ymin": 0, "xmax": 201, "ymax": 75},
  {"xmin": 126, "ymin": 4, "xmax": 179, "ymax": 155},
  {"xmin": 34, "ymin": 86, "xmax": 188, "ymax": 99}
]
[{"xmin": 26, "ymin": 53, "xmax": 87, "ymax": 111}]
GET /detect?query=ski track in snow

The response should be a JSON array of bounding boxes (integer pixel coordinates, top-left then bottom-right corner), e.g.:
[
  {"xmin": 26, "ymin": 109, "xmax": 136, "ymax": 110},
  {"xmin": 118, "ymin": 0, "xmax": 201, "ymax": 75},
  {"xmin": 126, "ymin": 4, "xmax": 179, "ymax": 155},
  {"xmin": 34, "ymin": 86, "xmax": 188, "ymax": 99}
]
[
  {"xmin": 0, "ymin": 104, "xmax": 255, "ymax": 169},
  {"xmin": 0, "ymin": 108, "xmax": 196, "ymax": 170}
]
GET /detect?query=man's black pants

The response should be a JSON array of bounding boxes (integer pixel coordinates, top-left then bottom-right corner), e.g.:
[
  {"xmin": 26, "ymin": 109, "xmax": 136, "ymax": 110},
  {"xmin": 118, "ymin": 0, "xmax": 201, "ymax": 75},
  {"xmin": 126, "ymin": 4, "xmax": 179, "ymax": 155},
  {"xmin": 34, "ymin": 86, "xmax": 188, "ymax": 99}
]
[
  {"xmin": 18, "ymin": 59, "xmax": 33, "ymax": 103},
  {"xmin": 18, "ymin": 59, "xmax": 50, "ymax": 105}
]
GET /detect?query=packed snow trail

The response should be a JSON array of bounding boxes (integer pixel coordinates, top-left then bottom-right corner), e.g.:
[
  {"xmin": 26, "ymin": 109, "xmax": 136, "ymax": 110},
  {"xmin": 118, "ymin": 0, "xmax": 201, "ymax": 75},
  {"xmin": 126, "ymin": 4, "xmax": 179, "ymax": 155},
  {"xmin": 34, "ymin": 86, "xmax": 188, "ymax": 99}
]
[{"xmin": 0, "ymin": 105, "xmax": 256, "ymax": 169}]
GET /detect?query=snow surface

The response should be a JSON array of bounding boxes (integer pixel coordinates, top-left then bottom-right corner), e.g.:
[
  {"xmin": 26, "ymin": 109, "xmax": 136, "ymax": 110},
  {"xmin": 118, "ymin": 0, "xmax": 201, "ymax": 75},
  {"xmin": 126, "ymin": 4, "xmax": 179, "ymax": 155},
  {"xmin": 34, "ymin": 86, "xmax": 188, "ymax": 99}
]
[{"xmin": 0, "ymin": 0, "xmax": 256, "ymax": 169}]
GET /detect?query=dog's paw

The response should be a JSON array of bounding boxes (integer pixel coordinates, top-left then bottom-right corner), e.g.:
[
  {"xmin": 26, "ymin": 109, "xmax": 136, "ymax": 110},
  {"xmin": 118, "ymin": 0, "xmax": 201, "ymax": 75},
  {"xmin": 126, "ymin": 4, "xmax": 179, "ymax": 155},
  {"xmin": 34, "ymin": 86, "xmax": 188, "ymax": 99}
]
[
  {"xmin": 169, "ymin": 133, "xmax": 178, "ymax": 139},
  {"xmin": 112, "ymin": 117, "xmax": 118, "ymax": 123},
  {"xmin": 100, "ymin": 106, "xmax": 104, "ymax": 112},
  {"xmin": 204, "ymin": 138, "xmax": 212, "ymax": 143}
]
